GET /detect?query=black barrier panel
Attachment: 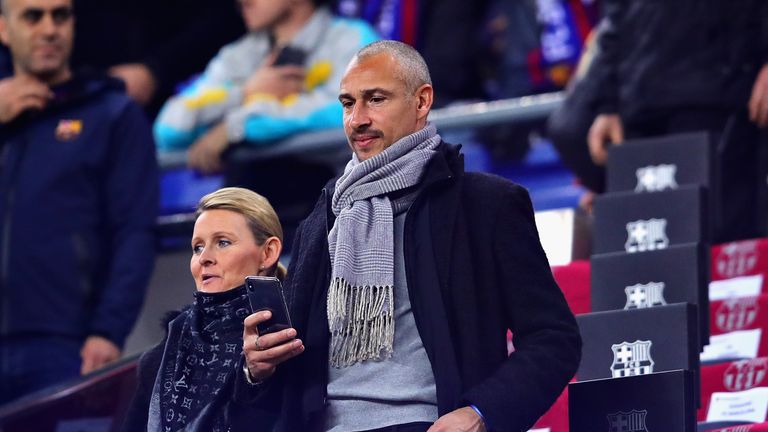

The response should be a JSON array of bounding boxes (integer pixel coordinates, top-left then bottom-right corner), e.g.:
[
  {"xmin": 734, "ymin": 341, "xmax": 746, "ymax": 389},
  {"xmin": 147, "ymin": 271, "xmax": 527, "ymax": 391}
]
[
  {"xmin": 593, "ymin": 185, "xmax": 708, "ymax": 255},
  {"xmin": 569, "ymin": 370, "xmax": 696, "ymax": 432},
  {"xmin": 576, "ymin": 303, "xmax": 700, "ymax": 406},
  {"xmin": 590, "ymin": 243, "xmax": 710, "ymax": 348},
  {"xmin": 606, "ymin": 131, "xmax": 712, "ymax": 194}
]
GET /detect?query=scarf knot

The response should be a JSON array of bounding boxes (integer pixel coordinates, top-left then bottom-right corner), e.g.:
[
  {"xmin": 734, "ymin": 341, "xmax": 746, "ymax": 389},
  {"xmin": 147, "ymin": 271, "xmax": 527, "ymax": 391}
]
[{"xmin": 327, "ymin": 123, "xmax": 441, "ymax": 367}]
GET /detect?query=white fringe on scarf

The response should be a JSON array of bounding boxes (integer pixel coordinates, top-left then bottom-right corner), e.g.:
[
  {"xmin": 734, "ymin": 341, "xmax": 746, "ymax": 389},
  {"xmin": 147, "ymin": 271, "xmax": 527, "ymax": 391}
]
[{"xmin": 327, "ymin": 277, "xmax": 395, "ymax": 367}]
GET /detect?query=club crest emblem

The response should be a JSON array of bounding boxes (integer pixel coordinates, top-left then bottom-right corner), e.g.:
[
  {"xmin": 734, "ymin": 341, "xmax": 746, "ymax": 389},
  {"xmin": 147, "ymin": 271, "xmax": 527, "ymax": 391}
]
[
  {"xmin": 607, "ymin": 409, "xmax": 648, "ymax": 432},
  {"xmin": 715, "ymin": 240, "xmax": 758, "ymax": 279},
  {"xmin": 715, "ymin": 297, "xmax": 759, "ymax": 332},
  {"xmin": 723, "ymin": 358, "xmax": 768, "ymax": 391},
  {"xmin": 611, "ymin": 340, "xmax": 654, "ymax": 378},
  {"xmin": 635, "ymin": 164, "xmax": 678, "ymax": 192},
  {"xmin": 625, "ymin": 219, "xmax": 669, "ymax": 253},
  {"xmin": 55, "ymin": 119, "xmax": 83, "ymax": 141},
  {"xmin": 624, "ymin": 282, "xmax": 667, "ymax": 309}
]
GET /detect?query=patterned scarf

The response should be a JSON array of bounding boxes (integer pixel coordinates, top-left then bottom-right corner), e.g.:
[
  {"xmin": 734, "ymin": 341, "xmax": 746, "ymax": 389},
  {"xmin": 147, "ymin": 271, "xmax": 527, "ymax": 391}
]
[
  {"xmin": 327, "ymin": 123, "xmax": 440, "ymax": 367},
  {"xmin": 148, "ymin": 286, "xmax": 251, "ymax": 432}
]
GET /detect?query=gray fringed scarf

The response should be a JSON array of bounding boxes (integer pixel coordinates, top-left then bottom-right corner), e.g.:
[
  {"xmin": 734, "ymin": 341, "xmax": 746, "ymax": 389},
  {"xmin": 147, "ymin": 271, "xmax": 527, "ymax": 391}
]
[{"xmin": 327, "ymin": 123, "xmax": 441, "ymax": 367}]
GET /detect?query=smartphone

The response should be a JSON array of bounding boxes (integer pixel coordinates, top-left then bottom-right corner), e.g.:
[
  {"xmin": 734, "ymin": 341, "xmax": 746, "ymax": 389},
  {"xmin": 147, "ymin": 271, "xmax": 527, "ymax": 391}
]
[
  {"xmin": 245, "ymin": 276, "xmax": 292, "ymax": 335},
  {"xmin": 273, "ymin": 46, "xmax": 307, "ymax": 66}
]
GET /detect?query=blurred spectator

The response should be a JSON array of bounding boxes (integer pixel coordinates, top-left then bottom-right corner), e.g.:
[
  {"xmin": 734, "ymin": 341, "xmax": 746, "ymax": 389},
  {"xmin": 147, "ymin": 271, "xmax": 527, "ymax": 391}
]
[
  {"xmin": 0, "ymin": 0, "xmax": 157, "ymax": 404},
  {"xmin": 482, "ymin": 0, "xmax": 599, "ymax": 99},
  {"xmin": 154, "ymin": 0, "xmax": 378, "ymax": 217},
  {"xmin": 336, "ymin": 0, "xmax": 488, "ymax": 107},
  {"xmin": 480, "ymin": 0, "xmax": 539, "ymax": 100},
  {"xmin": 0, "ymin": 0, "xmax": 246, "ymax": 114},
  {"xmin": 547, "ymin": 20, "xmax": 607, "ymax": 193},
  {"xmin": 480, "ymin": 0, "xmax": 600, "ymax": 161},
  {"xmin": 585, "ymin": 0, "xmax": 768, "ymax": 242}
]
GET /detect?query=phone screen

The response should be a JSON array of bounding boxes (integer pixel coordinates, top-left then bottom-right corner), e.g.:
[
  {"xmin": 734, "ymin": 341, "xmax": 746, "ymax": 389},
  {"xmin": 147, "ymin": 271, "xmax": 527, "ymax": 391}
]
[{"xmin": 245, "ymin": 276, "xmax": 292, "ymax": 335}]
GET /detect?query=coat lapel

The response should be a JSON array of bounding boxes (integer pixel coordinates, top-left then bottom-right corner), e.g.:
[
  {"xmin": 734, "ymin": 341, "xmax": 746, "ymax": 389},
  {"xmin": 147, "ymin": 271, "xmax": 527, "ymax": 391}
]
[{"xmin": 420, "ymin": 145, "xmax": 463, "ymax": 292}]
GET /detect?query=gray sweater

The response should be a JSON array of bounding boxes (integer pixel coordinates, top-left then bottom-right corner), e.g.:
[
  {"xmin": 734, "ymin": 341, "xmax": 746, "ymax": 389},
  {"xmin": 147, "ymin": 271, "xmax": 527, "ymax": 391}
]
[{"xmin": 324, "ymin": 212, "xmax": 439, "ymax": 431}]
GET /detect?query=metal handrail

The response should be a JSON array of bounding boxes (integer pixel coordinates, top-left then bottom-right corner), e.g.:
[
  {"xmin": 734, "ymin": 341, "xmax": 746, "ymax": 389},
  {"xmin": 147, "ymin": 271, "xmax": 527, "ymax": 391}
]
[
  {"xmin": 157, "ymin": 91, "xmax": 564, "ymax": 169},
  {"xmin": 0, "ymin": 354, "xmax": 140, "ymax": 422}
]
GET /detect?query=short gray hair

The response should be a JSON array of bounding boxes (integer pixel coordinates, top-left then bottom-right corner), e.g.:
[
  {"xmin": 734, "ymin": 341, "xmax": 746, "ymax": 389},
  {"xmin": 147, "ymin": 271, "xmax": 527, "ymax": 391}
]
[{"xmin": 355, "ymin": 40, "xmax": 432, "ymax": 94}]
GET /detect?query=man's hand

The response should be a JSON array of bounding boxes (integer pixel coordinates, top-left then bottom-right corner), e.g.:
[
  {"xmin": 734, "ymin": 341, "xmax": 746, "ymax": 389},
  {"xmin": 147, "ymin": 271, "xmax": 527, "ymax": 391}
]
[
  {"xmin": 0, "ymin": 76, "xmax": 53, "ymax": 124},
  {"xmin": 109, "ymin": 63, "xmax": 157, "ymax": 106},
  {"xmin": 749, "ymin": 63, "xmax": 768, "ymax": 128},
  {"xmin": 578, "ymin": 190, "xmax": 596, "ymax": 215},
  {"xmin": 587, "ymin": 114, "xmax": 624, "ymax": 166},
  {"xmin": 243, "ymin": 58, "xmax": 305, "ymax": 101},
  {"xmin": 428, "ymin": 406, "xmax": 486, "ymax": 432},
  {"xmin": 242, "ymin": 310, "xmax": 304, "ymax": 382},
  {"xmin": 187, "ymin": 122, "xmax": 230, "ymax": 174},
  {"xmin": 80, "ymin": 335, "xmax": 121, "ymax": 375}
]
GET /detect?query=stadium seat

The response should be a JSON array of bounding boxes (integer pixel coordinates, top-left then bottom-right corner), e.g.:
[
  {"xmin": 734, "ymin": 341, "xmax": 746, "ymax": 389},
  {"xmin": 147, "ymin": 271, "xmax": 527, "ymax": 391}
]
[
  {"xmin": 702, "ymin": 422, "xmax": 768, "ymax": 431},
  {"xmin": 712, "ymin": 239, "xmax": 768, "ymax": 282},
  {"xmin": 532, "ymin": 385, "xmax": 570, "ymax": 432},
  {"xmin": 551, "ymin": 260, "xmax": 591, "ymax": 314},
  {"xmin": 707, "ymin": 295, "xmax": 768, "ymax": 361},
  {"xmin": 699, "ymin": 358, "xmax": 768, "ymax": 422}
]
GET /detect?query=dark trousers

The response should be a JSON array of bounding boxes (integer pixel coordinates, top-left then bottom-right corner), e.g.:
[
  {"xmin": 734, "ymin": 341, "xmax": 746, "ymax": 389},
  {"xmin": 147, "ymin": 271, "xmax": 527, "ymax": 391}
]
[{"xmin": 0, "ymin": 335, "xmax": 82, "ymax": 405}]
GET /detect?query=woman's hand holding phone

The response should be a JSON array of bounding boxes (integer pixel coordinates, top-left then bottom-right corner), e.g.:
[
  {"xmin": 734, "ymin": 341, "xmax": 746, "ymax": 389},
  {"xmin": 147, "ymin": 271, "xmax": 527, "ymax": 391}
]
[{"xmin": 242, "ymin": 310, "xmax": 304, "ymax": 382}]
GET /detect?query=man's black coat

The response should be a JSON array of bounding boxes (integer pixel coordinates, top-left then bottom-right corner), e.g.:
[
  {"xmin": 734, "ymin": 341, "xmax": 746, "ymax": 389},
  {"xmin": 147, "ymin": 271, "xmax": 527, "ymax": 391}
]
[{"xmin": 234, "ymin": 143, "xmax": 581, "ymax": 431}]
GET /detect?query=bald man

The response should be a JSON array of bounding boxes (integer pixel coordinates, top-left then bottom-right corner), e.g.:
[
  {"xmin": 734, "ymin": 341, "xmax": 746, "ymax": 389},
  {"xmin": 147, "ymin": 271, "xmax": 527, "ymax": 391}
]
[{"xmin": 239, "ymin": 40, "xmax": 581, "ymax": 432}]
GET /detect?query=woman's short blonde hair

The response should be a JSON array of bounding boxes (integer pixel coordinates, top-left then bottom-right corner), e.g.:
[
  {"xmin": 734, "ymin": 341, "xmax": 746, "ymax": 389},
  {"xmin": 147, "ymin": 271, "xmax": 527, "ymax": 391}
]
[{"xmin": 196, "ymin": 187, "xmax": 287, "ymax": 280}]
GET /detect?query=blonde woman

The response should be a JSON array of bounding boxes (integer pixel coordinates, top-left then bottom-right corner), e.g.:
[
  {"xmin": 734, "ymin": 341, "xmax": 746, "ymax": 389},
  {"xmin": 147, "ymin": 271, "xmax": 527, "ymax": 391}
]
[{"xmin": 123, "ymin": 187, "xmax": 285, "ymax": 431}]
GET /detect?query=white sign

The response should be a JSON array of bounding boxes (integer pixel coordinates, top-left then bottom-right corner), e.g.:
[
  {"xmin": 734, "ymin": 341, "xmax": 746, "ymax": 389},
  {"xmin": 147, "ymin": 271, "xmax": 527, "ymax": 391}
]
[
  {"xmin": 534, "ymin": 208, "xmax": 574, "ymax": 267},
  {"xmin": 706, "ymin": 387, "xmax": 768, "ymax": 423},
  {"xmin": 528, "ymin": 429, "xmax": 551, "ymax": 432},
  {"xmin": 701, "ymin": 329, "xmax": 762, "ymax": 363},
  {"xmin": 710, "ymin": 275, "xmax": 764, "ymax": 301}
]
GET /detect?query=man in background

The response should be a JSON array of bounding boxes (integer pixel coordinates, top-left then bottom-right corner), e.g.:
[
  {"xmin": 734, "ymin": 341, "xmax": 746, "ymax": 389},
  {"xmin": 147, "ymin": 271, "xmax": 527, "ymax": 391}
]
[
  {"xmin": 0, "ymin": 0, "xmax": 246, "ymax": 114},
  {"xmin": 586, "ymin": 0, "xmax": 768, "ymax": 241},
  {"xmin": 154, "ymin": 0, "xmax": 378, "ymax": 219},
  {"xmin": 0, "ymin": 0, "xmax": 157, "ymax": 404}
]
